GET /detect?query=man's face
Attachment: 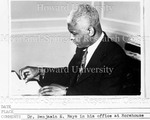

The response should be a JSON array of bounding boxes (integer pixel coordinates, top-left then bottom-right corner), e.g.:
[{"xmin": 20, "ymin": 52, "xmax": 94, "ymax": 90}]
[{"xmin": 67, "ymin": 18, "xmax": 92, "ymax": 48}]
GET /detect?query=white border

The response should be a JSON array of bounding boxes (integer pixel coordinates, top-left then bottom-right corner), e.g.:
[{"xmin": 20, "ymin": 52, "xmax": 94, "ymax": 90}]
[
  {"xmin": 10, "ymin": 0, "xmax": 144, "ymax": 98},
  {"xmin": 9, "ymin": 0, "xmax": 12, "ymax": 97},
  {"xmin": 140, "ymin": 0, "xmax": 145, "ymax": 98}
]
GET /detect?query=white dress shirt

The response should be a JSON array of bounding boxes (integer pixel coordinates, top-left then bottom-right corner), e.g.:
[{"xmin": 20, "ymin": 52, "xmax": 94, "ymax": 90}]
[{"xmin": 85, "ymin": 32, "xmax": 104, "ymax": 67}]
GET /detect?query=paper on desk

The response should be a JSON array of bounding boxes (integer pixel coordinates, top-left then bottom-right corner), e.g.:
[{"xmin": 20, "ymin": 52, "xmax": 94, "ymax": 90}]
[{"xmin": 10, "ymin": 71, "xmax": 41, "ymax": 96}]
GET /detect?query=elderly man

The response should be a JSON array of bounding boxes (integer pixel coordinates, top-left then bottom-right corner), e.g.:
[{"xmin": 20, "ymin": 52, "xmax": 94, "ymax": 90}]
[{"xmin": 19, "ymin": 4, "xmax": 127, "ymax": 95}]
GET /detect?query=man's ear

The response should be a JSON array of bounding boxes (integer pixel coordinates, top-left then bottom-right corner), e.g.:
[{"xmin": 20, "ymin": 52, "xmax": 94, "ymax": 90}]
[{"xmin": 88, "ymin": 26, "xmax": 95, "ymax": 37}]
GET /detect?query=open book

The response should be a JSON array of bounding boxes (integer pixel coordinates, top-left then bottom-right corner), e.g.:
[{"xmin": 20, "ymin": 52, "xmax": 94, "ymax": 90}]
[{"xmin": 10, "ymin": 71, "xmax": 41, "ymax": 96}]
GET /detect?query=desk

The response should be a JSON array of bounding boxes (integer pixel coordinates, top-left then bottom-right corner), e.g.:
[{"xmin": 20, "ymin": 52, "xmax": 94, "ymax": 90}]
[{"xmin": 10, "ymin": 72, "xmax": 40, "ymax": 96}]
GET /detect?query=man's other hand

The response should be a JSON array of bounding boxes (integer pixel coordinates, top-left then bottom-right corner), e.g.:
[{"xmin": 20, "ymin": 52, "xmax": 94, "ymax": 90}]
[
  {"xmin": 19, "ymin": 66, "xmax": 40, "ymax": 82},
  {"xmin": 39, "ymin": 84, "xmax": 67, "ymax": 96}
]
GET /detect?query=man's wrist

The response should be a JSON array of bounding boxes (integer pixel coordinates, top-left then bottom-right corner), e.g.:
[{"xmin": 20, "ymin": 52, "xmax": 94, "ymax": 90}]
[
  {"xmin": 38, "ymin": 67, "xmax": 45, "ymax": 79},
  {"xmin": 63, "ymin": 87, "xmax": 68, "ymax": 96}
]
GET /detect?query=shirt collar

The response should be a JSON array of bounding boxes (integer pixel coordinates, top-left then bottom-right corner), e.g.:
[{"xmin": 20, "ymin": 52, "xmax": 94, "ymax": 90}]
[
  {"xmin": 87, "ymin": 32, "xmax": 104, "ymax": 53},
  {"xmin": 85, "ymin": 32, "xmax": 104, "ymax": 67}
]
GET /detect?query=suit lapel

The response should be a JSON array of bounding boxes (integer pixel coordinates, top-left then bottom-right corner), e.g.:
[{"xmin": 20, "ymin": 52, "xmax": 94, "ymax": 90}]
[
  {"xmin": 77, "ymin": 33, "xmax": 108, "ymax": 83},
  {"xmin": 69, "ymin": 47, "xmax": 86, "ymax": 86}
]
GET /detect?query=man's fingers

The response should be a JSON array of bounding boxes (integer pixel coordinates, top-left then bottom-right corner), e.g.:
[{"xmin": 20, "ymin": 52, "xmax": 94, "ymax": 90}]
[
  {"xmin": 23, "ymin": 71, "xmax": 31, "ymax": 80},
  {"xmin": 40, "ymin": 86, "xmax": 50, "ymax": 91},
  {"xmin": 19, "ymin": 67, "xmax": 28, "ymax": 79},
  {"xmin": 39, "ymin": 85, "xmax": 67, "ymax": 93},
  {"xmin": 40, "ymin": 91, "xmax": 64, "ymax": 96},
  {"xmin": 19, "ymin": 68, "xmax": 23, "ymax": 79},
  {"xmin": 40, "ymin": 88, "xmax": 52, "ymax": 94},
  {"xmin": 39, "ymin": 90, "xmax": 60, "ymax": 96},
  {"xmin": 39, "ymin": 84, "xmax": 67, "ymax": 96},
  {"xmin": 39, "ymin": 86, "xmax": 53, "ymax": 94},
  {"xmin": 39, "ymin": 88, "xmax": 54, "ymax": 96},
  {"xmin": 40, "ymin": 92, "xmax": 54, "ymax": 96},
  {"xmin": 39, "ymin": 86, "xmax": 61, "ymax": 95},
  {"xmin": 40, "ymin": 86, "xmax": 54, "ymax": 91},
  {"xmin": 19, "ymin": 67, "xmax": 32, "ymax": 80}
]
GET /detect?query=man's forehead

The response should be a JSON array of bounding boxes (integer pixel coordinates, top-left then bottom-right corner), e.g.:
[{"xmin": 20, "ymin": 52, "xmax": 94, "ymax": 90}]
[{"xmin": 68, "ymin": 17, "xmax": 89, "ymax": 30}]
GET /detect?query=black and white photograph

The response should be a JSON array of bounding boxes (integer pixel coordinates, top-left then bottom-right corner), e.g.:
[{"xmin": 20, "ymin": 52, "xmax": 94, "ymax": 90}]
[
  {"xmin": 10, "ymin": 1, "xmax": 142, "ymax": 96},
  {"xmin": 0, "ymin": 0, "xmax": 150, "ymax": 120}
]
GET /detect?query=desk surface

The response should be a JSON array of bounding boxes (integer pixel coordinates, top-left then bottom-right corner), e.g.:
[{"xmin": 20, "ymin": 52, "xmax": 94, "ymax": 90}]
[{"xmin": 10, "ymin": 72, "xmax": 40, "ymax": 96}]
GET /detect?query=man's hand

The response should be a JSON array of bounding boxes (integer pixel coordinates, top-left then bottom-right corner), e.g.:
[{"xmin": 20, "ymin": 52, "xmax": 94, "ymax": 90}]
[
  {"xmin": 39, "ymin": 84, "xmax": 68, "ymax": 96},
  {"xmin": 19, "ymin": 66, "xmax": 40, "ymax": 82}
]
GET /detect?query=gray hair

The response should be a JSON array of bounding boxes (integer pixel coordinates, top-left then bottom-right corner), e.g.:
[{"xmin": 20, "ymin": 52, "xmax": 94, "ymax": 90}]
[{"xmin": 67, "ymin": 4, "xmax": 100, "ymax": 28}]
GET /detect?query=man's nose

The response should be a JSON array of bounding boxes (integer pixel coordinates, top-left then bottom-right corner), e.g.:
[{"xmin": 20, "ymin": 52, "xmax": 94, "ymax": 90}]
[{"xmin": 70, "ymin": 34, "xmax": 75, "ymax": 41}]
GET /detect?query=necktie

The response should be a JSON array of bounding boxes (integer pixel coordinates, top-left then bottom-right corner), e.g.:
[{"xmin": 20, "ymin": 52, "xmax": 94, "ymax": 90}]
[{"xmin": 76, "ymin": 48, "xmax": 88, "ymax": 81}]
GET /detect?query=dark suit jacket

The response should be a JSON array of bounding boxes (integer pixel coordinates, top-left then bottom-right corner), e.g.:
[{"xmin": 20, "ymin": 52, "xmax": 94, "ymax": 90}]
[{"xmin": 38, "ymin": 32, "xmax": 127, "ymax": 95}]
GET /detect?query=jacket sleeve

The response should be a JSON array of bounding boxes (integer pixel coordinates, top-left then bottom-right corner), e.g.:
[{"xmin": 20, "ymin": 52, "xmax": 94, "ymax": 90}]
[
  {"xmin": 38, "ymin": 47, "xmax": 80, "ymax": 88},
  {"xmin": 38, "ymin": 67, "xmax": 70, "ymax": 87}
]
